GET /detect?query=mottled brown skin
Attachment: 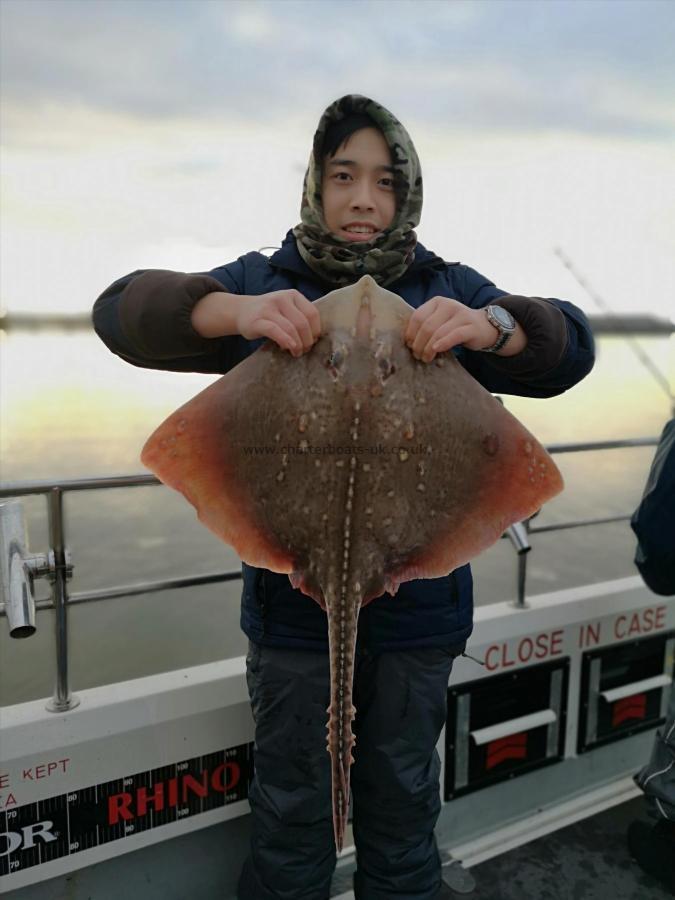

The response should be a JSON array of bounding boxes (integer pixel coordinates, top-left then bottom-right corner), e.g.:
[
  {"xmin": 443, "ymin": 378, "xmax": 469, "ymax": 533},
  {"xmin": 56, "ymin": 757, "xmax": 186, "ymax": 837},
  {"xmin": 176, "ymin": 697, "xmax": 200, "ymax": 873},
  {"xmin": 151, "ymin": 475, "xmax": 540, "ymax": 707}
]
[{"xmin": 141, "ymin": 275, "xmax": 563, "ymax": 854}]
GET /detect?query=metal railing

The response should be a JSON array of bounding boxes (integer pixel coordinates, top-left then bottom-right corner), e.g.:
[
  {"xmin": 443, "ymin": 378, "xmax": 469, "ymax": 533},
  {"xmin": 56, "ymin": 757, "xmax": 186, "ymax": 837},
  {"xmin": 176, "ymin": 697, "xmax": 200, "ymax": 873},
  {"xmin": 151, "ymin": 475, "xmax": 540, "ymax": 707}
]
[{"xmin": 0, "ymin": 436, "xmax": 659, "ymax": 712}]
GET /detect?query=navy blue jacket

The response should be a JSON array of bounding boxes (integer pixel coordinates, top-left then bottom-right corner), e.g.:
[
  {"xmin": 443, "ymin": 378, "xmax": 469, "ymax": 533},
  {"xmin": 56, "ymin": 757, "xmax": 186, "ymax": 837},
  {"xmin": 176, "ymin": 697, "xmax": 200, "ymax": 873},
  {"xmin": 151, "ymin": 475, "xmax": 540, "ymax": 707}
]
[
  {"xmin": 631, "ymin": 418, "xmax": 675, "ymax": 596},
  {"xmin": 93, "ymin": 230, "xmax": 596, "ymax": 652}
]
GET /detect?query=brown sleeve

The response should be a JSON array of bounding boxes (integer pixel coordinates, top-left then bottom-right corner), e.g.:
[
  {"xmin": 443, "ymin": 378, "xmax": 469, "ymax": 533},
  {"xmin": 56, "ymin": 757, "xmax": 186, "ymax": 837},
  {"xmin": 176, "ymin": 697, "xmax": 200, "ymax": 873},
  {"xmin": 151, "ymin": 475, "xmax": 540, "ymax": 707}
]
[
  {"xmin": 481, "ymin": 295, "xmax": 569, "ymax": 380},
  {"xmin": 119, "ymin": 270, "xmax": 230, "ymax": 358}
]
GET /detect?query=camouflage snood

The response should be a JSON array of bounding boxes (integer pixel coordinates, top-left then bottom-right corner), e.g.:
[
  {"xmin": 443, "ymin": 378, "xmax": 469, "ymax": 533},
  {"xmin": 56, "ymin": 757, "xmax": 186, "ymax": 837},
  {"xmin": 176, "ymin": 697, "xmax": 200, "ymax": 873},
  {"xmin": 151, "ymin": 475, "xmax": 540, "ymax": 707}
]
[{"xmin": 292, "ymin": 94, "xmax": 423, "ymax": 288}]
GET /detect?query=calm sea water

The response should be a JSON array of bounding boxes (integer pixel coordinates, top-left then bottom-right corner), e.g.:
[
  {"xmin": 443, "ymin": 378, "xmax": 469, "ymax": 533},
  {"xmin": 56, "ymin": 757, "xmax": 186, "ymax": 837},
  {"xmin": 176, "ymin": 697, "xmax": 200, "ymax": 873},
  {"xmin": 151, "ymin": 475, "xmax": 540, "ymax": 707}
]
[{"xmin": 0, "ymin": 331, "xmax": 672, "ymax": 705}]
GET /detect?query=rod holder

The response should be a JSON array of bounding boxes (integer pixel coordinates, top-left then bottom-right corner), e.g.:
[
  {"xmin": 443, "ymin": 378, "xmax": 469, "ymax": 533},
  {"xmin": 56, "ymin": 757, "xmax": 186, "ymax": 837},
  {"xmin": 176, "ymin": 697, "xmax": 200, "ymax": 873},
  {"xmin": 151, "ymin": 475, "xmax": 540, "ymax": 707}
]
[
  {"xmin": 505, "ymin": 519, "xmax": 532, "ymax": 609},
  {"xmin": 1, "ymin": 499, "xmax": 38, "ymax": 637},
  {"xmin": 506, "ymin": 520, "xmax": 532, "ymax": 555},
  {"xmin": 0, "ymin": 499, "xmax": 72, "ymax": 638}
]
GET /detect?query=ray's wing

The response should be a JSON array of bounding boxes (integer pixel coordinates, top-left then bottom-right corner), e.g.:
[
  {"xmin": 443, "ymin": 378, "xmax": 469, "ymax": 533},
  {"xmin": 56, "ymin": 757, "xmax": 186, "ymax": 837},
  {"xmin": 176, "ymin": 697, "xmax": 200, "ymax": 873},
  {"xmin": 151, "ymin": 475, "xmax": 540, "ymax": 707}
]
[
  {"xmin": 373, "ymin": 353, "xmax": 563, "ymax": 592},
  {"xmin": 140, "ymin": 338, "xmax": 350, "ymax": 598}
]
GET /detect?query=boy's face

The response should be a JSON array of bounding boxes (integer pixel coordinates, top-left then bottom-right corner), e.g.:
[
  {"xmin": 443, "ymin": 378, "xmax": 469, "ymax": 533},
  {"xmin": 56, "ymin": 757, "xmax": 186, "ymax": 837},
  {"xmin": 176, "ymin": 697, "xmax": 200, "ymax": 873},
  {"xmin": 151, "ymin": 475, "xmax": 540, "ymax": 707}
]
[{"xmin": 321, "ymin": 127, "xmax": 396, "ymax": 242}]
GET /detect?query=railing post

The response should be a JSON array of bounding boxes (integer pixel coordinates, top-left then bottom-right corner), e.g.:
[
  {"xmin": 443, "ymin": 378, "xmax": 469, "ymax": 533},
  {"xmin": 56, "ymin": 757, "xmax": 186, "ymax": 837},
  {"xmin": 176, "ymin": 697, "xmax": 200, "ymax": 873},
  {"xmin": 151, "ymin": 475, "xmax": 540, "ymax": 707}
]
[{"xmin": 45, "ymin": 487, "xmax": 79, "ymax": 712}]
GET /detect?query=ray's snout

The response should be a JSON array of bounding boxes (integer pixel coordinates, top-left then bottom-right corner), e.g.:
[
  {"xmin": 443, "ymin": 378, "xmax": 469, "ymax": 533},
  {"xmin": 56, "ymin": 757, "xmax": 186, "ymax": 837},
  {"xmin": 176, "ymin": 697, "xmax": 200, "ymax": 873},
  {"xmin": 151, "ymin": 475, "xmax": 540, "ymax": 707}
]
[{"xmin": 355, "ymin": 294, "xmax": 374, "ymax": 342}]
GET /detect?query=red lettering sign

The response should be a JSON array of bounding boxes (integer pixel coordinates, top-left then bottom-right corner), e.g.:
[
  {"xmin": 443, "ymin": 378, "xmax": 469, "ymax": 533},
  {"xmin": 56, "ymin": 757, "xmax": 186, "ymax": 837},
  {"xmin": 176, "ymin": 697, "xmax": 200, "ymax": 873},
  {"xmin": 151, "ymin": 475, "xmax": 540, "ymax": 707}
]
[
  {"xmin": 21, "ymin": 758, "xmax": 70, "ymax": 781},
  {"xmin": 106, "ymin": 760, "xmax": 241, "ymax": 826},
  {"xmin": 485, "ymin": 630, "xmax": 565, "ymax": 672},
  {"xmin": 614, "ymin": 607, "xmax": 667, "ymax": 640}
]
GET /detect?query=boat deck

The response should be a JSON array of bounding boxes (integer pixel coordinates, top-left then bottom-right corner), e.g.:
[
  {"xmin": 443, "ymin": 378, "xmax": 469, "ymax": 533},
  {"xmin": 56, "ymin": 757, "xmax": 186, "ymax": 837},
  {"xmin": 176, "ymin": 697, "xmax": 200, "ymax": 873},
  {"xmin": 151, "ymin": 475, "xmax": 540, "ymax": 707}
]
[
  {"xmin": 8, "ymin": 796, "xmax": 671, "ymax": 899},
  {"xmin": 446, "ymin": 796, "xmax": 671, "ymax": 900},
  {"xmin": 329, "ymin": 796, "xmax": 671, "ymax": 899}
]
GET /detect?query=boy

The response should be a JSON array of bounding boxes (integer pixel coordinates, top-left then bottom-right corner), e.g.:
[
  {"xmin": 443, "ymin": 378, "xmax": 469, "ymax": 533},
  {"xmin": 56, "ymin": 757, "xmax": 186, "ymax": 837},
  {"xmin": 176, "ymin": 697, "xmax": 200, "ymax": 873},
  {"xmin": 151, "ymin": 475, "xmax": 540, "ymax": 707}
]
[{"xmin": 94, "ymin": 94, "xmax": 595, "ymax": 900}]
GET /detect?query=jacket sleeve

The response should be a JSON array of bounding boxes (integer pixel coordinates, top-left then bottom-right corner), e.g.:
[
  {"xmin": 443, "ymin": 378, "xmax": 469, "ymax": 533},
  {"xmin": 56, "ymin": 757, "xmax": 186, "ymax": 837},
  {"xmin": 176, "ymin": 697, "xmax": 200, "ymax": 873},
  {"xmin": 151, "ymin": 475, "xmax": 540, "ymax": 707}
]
[
  {"xmin": 92, "ymin": 258, "xmax": 249, "ymax": 374},
  {"xmin": 630, "ymin": 418, "xmax": 675, "ymax": 596},
  {"xmin": 454, "ymin": 265, "xmax": 596, "ymax": 398}
]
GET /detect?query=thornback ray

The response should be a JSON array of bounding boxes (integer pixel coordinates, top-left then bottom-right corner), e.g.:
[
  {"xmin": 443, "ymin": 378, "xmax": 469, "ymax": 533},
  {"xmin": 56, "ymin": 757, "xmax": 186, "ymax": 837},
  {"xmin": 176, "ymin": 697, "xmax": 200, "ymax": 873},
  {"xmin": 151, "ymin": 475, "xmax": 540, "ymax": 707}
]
[{"xmin": 140, "ymin": 274, "xmax": 564, "ymax": 853}]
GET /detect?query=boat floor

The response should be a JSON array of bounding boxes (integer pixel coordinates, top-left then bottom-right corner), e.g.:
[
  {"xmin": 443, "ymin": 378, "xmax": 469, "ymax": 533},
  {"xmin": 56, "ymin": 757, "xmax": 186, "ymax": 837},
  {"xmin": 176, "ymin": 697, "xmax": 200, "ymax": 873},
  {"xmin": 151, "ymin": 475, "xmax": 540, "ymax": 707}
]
[
  {"xmin": 7, "ymin": 797, "xmax": 671, "ymax": 899},
  {"xmin": 330, "ymin": 796, "xmax": 672, "ymax": 900},
  {"xmin": 452, "ymin": 795, "xmax": 671, "ymax": 900}
]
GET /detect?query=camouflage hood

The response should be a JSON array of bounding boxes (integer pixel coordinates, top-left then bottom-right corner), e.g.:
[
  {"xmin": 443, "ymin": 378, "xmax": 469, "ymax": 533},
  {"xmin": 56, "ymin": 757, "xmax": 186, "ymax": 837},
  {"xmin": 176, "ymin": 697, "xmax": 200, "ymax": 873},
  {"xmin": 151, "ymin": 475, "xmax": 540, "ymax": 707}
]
[{"xmin": 292, "ymin": 94, "xmax": 423, "ymax": 288}]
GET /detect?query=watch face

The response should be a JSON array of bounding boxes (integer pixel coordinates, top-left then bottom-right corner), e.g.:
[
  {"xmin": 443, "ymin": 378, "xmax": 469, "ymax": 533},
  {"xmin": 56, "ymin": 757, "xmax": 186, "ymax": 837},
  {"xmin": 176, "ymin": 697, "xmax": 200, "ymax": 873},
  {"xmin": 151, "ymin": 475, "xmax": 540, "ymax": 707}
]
[{"xmin": 491, "ymin": 306, "xmax": 515, "ymax": 329}]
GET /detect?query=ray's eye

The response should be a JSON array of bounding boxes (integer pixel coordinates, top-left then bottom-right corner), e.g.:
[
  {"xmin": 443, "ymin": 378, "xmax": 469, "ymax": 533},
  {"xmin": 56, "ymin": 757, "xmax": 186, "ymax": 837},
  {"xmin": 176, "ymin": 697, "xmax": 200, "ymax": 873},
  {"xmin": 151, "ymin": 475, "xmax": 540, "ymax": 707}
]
[
  {"xmin": 325, "ymin": 348, "xmax": 345, "ymax": 380},
  {"xmin": 327, "ymin": 349, "xmax": 344, "ymax": 369},
  {"xmin": 378, "ymin": 357, "xmax": 396, "ymax": 381}
]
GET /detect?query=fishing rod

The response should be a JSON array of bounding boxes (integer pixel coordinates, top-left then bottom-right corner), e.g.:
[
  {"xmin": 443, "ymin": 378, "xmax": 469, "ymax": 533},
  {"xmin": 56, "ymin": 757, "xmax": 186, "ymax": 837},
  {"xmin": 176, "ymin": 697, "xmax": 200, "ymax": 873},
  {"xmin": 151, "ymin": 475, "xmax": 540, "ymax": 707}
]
[{"xmin": 554, "ymin": 246, "xmax": 675, "ymax": 415}]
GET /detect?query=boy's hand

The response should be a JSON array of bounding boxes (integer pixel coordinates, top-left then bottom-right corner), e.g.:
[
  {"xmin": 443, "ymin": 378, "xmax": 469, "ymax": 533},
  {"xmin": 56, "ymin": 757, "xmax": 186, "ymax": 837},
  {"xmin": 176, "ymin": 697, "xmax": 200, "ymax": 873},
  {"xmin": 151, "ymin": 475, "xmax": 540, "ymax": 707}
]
[
  {"xmin": 236, "ymin": 290, "xmax": 321, "ymax": 357},
  {"xmin": 404, "ymin": 296, "xmax": 525, "ymax": 362}
]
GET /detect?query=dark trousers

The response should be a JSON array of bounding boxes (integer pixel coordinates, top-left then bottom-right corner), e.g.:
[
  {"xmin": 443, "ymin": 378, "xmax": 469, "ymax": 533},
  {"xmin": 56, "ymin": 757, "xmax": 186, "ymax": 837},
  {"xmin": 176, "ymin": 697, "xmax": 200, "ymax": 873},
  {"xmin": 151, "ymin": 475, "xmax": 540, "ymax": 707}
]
[{"xmin": 237, "ymin": 639, "xmax": 465, "ymax": 900}]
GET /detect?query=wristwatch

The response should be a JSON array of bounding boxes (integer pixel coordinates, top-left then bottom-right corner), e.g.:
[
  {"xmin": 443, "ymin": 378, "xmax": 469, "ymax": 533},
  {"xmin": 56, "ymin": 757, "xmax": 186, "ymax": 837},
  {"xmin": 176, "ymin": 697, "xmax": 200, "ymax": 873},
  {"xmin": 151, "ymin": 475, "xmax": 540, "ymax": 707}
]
[{"xmin": 480, "ymin": 305, "xmax": 517, "ymax": 353}]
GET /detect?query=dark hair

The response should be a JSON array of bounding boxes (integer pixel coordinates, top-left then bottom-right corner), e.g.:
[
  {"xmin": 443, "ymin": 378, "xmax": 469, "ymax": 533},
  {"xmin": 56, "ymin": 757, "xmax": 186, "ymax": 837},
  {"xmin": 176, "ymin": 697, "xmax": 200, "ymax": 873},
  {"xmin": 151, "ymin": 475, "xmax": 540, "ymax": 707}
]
[{"xmin": 321, "ymin": 113, "xmax": 383, "ymax": 161}]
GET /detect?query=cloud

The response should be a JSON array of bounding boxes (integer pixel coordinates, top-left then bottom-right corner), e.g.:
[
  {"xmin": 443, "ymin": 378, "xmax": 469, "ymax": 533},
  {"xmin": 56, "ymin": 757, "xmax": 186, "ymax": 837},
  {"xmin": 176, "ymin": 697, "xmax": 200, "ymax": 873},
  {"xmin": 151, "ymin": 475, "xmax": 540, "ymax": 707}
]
[{"xmin": 1, "ymin": 0, "xmax": 674, "ymax": 145}]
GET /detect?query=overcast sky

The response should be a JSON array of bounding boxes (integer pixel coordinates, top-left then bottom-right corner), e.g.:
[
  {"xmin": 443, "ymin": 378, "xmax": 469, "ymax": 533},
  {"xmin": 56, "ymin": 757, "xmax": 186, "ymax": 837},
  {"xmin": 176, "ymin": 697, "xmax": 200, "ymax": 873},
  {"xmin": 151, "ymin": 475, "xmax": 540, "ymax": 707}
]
[{"xmin": 1, "ymin": 0, "xmax": 674, "ymax": 317}]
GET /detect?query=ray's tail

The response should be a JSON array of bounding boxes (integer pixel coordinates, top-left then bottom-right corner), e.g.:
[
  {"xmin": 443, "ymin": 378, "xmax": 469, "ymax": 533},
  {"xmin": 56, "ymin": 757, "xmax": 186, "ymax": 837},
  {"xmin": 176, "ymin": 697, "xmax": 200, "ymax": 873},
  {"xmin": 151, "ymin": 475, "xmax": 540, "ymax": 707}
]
[
  {"xmin": 326, "ymin": 693, "xmax": 356, "ymax": 853},
  {"xmin": 325, "ymin": 601, "xmax": 360, "ymax": 854}
]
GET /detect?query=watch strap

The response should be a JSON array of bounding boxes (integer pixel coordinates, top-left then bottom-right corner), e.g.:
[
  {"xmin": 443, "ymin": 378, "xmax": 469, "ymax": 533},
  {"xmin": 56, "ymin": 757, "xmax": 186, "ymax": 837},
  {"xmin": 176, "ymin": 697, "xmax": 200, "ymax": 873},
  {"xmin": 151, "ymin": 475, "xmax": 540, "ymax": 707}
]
[
  {"xmin": 480, "ymin": 305, "xmax": 516, "ymax": 353},
  {"xmin": 481, "ymin": 330, "xmax": 512, "ymax": 353}
]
